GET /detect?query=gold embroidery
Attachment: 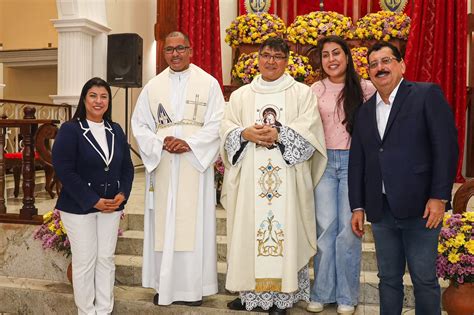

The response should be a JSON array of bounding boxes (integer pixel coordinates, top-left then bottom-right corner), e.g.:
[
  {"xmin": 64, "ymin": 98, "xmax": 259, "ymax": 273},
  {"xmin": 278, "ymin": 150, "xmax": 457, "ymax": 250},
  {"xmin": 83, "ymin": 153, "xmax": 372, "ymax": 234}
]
[
  {"xmin": 255, "ymin": 278, "xmax": 282, "ymax": 292},
  {"xmin": 257, "ymin": 211, "xmax": 284, "ymax": 257},
  {"xmin": 258, "ymin": 159, "xmax": 282, "ymax": 204}
]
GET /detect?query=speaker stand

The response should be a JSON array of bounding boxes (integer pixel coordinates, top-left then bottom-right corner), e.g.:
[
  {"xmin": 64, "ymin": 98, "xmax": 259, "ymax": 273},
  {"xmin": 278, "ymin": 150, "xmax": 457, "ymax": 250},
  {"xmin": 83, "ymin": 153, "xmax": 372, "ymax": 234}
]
[{"xmin": 124, "ymin": 87, "xmax": 141, "ymax": 159}]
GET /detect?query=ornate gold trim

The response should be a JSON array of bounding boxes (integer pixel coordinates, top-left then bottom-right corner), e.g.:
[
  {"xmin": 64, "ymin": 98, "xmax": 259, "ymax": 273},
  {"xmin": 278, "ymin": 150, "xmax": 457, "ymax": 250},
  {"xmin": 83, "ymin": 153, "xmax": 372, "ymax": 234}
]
[
  {"xmin": 379, "ymin": 0, "xmax": 408, "ymax": 13},
  {"xmin": 255, "ymin": 278, "xmax": 282, "ymax": 292},
  {"xmin": 245, "ymin": 0, "xmax": 271, "ymax": 14}
]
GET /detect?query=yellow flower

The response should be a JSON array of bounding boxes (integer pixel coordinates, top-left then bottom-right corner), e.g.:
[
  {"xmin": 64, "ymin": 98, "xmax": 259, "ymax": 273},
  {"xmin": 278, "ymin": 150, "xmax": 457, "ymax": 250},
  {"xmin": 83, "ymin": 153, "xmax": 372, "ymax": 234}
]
[
  {"xmin": 225, "ymin": 13, "xmax": 286, "ymax": 47},
  {"xmin": 43, "ymin": 211, "xmax": 53, "ymax": 223},
  {"xmin": 466, "ymin": 240, "xmax": 474, "ymax": 255},
  {"xmin": 464, "ymin": 211, "xmax": 474, "ymax": 221},
  {"xmin": 438, "ymin": 243, "xmax": 446, "ymax": 254},
  {"xmin": 287, "ymin": 11, "xmax": 353, "ymax": 45},
  {"xmin": 448, "ymin": 252, "xmax": 460, "ymax": 263},
  {"xmin": 453, "ymin": 234, "xmax": 466, "ymax": 248},
  {"xmin": 354, "ymin": 11, "xmax": 411, "ymax": 40}
]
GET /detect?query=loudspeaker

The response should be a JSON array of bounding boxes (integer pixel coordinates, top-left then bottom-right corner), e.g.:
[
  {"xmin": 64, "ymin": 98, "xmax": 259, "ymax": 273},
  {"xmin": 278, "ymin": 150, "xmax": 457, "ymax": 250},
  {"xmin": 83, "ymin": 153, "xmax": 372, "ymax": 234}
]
[{"xmin": 107, "ymin": 33, "xmax": 143, "ymax": 87}]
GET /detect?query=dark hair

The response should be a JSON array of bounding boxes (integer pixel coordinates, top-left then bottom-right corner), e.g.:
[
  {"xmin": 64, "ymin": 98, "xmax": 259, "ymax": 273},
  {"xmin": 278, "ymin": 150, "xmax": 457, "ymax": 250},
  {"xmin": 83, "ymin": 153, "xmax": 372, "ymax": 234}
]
[
  {"xmin": 367, "ymin": 41, "xmax": 402, "ymax": 62},
  {"xmin": 166, "ymin": 31, "xmax": 191, "ymax": 46},
  {"xmin": 317, "ymin": 36, "xmax": 364, "ymax": 134},
  {"xmin": 259, "ymin": 37, "xmax": 289, "ymax": 57},
  {"xmin": 72, "ymin": 77, "xmax": 112, "ymax": 122}
]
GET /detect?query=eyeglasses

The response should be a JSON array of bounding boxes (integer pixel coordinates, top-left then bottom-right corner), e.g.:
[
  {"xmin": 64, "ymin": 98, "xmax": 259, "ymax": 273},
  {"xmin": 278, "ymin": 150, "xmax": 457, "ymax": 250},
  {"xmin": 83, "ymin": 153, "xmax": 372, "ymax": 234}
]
[
  {"xmin": 163, "ymin": 45, "xmax": 190, "ymax": 54},
  {"xmin": 368, "ymin": 56, "xmax": 399, "ymax": 69},
  {"xmin": 259, "ymin": 53, "xmax": 287, "ymax": 61}
]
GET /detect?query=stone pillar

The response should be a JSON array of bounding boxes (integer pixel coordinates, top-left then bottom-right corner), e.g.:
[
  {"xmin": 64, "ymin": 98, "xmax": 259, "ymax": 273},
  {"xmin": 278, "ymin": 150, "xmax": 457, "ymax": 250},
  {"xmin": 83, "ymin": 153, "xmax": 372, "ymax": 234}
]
[{"xmin": 50, "ymin": 0, "xmax": 110, "ymax": 110}]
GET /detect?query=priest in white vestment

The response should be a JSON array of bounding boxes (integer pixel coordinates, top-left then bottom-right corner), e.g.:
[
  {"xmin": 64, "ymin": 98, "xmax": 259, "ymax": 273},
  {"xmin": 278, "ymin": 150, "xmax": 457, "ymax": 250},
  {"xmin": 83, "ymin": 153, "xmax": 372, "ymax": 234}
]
[
  {"xmin": 220, "ymin": 37, "xmax": 327, "ymax": 315},
  {"xmin": 131, "ymin": 31, "xmax": 225, "ymax": 306}
]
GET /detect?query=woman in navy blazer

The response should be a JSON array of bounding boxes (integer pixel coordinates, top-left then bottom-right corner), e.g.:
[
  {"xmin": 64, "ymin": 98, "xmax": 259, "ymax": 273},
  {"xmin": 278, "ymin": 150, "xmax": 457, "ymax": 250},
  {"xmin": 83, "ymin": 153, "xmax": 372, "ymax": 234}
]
[{"xmin": 52, "ymin": 77, "xmax": 134, "ymax": 315}]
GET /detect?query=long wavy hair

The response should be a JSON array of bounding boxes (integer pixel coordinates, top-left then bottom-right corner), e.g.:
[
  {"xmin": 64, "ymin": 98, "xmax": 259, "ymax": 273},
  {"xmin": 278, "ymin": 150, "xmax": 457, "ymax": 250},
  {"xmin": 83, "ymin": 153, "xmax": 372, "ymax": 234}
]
[
  {"xmin": 72, "ymin": 77, "xmax": 113, "ymax": 122},
  {"xmin": 317, "ymin": 36, "xmax": 364, "ymax": 134}
]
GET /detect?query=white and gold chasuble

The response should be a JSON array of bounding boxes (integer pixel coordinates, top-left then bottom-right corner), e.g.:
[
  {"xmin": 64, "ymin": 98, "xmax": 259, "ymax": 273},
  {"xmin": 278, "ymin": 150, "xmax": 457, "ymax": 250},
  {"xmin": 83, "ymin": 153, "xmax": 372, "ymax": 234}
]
[
  {"xmin": 148, "ymin": 66, "xmax": 211, "ymax": 252},
  {"xmin": 253, "ymin": 92, "xmax": 287, "ymax": 292},
  {"xmin": 220, "ymin": 74, "xmax": 328, "ymax": 294}
]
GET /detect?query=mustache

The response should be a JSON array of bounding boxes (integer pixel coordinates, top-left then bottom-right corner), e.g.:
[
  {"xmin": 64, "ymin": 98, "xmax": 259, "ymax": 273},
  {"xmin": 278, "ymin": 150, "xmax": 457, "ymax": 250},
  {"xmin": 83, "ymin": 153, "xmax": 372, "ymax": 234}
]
[{"xmin": 376, "ymin": 70, "xmax": 390, "ymax": 77}]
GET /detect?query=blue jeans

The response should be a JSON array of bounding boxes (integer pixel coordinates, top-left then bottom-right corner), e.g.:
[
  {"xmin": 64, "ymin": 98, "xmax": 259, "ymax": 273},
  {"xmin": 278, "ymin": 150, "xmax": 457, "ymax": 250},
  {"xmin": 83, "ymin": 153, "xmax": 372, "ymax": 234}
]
[
  {"xmin": 371, "ymin": 196, "xmax": 441, "ymax": 315},
  {"xmin": 310, "ymin": 149, "xmax": 361, "ymax": 306}
]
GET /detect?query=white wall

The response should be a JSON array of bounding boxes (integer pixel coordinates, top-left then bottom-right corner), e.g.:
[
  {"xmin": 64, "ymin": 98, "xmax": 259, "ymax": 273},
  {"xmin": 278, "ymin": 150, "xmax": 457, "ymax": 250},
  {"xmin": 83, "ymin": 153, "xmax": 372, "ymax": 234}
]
[
  {"xmin": 219, "ymin": 0, "xmax": 238, "ymax": 85},
  {"xmin": 106, "ymin": 0, "xmax": 156, "ymax": 163}
]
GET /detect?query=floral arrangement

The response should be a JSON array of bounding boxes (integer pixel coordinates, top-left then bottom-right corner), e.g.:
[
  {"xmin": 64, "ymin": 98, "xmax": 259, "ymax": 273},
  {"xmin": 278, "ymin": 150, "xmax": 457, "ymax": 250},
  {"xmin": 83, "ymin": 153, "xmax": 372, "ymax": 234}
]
[
  {"xmin": 34, "ymin": 209, "xmax": 71, "ymax": 257},
  {"xmin": 436, "ymin": 212, "xmax": 474, "ymax": 284},
  {"xmin": 214, "ymin": 156, "xmax": 225, "ymax": 202},
  {"xmin": 225, "ymin": 13, "xmax": 286, "ymax": 48},
  {"xmin": 287, "ymin": 11, "xmax": 353, "ymax": 46},
  {"xmin": 353, "ymin": 11, "xmax": 411, "ymax": 41},
  {"xmin": 232, "ymin": 51, "xmax": 315, "ymax": 85},
  {"xmin": 286, "ymin": 51, "xmax": 316, "ymax": 83},
  {"xmin": 351, "ymin": 47, "xmax": 369, "ymax": 79},
  {"xmin": 34, "ymin": 209, "xmax": 125, "ymax": 258}
]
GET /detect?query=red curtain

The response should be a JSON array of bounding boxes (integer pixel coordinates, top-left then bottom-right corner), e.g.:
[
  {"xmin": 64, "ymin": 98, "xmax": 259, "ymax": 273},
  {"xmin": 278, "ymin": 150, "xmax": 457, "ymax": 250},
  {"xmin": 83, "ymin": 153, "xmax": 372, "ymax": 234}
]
[
  {"xmin": 178, "ymin": 0, "xmax": 223, "ymax": 87},
  {"xmin": 404, "ymin": 0, "xmax": 467, "ymax": 183}
]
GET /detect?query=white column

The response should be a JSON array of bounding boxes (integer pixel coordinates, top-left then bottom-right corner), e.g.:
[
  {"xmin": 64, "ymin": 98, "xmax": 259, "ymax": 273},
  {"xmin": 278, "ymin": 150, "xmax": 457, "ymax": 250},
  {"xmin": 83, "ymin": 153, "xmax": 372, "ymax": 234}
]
[{"xmin": 50, "ymin": 0, "xmax": 110, "ymax": 109}]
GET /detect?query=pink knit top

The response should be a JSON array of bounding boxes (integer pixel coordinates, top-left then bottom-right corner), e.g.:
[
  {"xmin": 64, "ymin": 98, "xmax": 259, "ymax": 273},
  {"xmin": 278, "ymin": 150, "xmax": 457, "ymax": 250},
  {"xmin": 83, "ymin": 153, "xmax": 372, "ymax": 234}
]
[{"xmin": 311, "ymin": 78, "xmax": 376, "ymax": 150}]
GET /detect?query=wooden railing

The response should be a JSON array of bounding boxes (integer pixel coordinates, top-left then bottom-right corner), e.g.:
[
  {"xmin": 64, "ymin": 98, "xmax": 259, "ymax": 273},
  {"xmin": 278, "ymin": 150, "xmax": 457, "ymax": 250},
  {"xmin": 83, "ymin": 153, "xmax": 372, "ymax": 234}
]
[
  {"xmin": 0, "ymin": 101, "xmax": 71, "ymax": 224},
  {"xmin": 0, "ymin": 99, "xmax": 71, "ymax": 153}
]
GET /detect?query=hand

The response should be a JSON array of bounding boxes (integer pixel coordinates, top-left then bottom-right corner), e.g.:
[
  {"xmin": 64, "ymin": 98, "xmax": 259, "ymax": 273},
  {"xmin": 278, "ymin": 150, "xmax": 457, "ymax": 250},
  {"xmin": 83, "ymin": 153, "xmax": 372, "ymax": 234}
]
[
  {"xmin": 423, "ymin": 198, "xmax": 446, "ymax": 229},
  {"xmin": 163, "ymin": 136, "xmax": 191, "ymax": 154},
  {"xmin": 351, "ymin": 210, "xmax": 365, "ymax": 238},
  {"xmin": 94, "ymin": 198, "xmax": 116, "ymax": 213},
  {"xmin": 108, "ymin": 192, "xmax": 126, "ymax": 209},
  {"xmin": 242, "ymin": 124, "xmax": 278, "ymax": 148}
]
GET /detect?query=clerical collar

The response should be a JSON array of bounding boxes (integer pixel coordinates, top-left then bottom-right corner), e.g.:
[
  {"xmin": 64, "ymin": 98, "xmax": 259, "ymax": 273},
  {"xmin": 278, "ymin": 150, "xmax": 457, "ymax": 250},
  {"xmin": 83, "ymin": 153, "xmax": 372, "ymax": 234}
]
[
  {"xmin": 259, "ymin": 74, "xmax": 287, "ymax": 86},
  {"xmin": 169, "ymin": 65, "xmax": 192, "ymax": 74},
  {"xmin": 250, "ymin": 73, "xmax": 295, "ymax": 94}
]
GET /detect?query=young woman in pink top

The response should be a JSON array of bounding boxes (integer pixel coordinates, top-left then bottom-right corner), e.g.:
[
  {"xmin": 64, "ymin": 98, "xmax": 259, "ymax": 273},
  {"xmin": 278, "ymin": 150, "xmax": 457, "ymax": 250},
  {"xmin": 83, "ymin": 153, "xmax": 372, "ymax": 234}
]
[{"xmin": 307, "ymin": 36, "xmax": 376, "ymax": 314}]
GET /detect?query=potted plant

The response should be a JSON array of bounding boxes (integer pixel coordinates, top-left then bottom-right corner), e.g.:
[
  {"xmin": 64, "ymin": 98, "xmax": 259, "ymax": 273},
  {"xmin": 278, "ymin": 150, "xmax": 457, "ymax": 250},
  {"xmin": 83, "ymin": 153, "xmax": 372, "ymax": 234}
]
[
  {"xmin": 287, "ymin": 11, "xmax": 353, "ymax": 46},
  {"xmin": 436, "ymin": 211, "xmax": 474, "ymax": 314},
  {"xmin": 352, "ymin": 10, "xmax": 411, "ymax": 55},
  {"xmin": 225, "ymin": 13, "xmax": 286, "ymax": 49}
]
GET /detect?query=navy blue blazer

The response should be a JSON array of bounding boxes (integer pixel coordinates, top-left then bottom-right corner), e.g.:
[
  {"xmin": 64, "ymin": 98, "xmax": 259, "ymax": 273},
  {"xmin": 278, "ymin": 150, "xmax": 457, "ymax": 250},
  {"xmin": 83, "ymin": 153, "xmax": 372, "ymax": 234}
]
[
  {"xmin": 348, "ymin": 80, "xmax": 458, "ymax": 222},
  {"xmin": 52, "ymin": 119, "xmax": 134, "ymax": 214}
]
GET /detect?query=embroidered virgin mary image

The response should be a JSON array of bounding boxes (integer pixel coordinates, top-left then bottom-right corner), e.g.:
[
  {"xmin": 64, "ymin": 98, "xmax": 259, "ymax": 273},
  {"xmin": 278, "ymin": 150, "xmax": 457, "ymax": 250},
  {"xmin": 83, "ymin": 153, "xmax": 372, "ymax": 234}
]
[{"xmin": 261, "ymin": 105, "xmax": 282, "ymax": 127}]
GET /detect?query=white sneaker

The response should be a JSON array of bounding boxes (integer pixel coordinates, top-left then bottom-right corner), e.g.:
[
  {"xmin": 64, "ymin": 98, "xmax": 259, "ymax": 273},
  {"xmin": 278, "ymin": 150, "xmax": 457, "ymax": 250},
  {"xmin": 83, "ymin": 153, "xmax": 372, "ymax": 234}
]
[
  {"xmin": 306, "ymin": 301, "xmax": 324, "ymax": 313},
  {"xmin": 337, "ymin": 304, "xmax": 355, "ymax": 314}
]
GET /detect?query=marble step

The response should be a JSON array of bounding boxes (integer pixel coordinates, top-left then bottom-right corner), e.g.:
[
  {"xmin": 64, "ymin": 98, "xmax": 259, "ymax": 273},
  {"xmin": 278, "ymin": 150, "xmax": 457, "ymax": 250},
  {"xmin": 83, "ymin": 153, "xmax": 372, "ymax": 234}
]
[
  {"xmin": 0, "ymin": 275, "xmax": 409, "ymax": 315},
  {"xmin": 116, "ymin": 231, "xmax": 379, "ymax": 272},
  {"xmin": 114, "ymin": 255, "xmax": 447, "ymax": 307},
  {"xmin": 124, "ymin": 209, "xmax": 375, "ymax": 242}
]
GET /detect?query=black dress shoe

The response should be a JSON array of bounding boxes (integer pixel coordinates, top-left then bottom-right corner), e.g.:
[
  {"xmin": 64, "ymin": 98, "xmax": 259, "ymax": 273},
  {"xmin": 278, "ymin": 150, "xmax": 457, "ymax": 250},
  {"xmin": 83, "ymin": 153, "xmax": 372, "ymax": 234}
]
[
  {"xmin": 153, "ymin": 293, "xmax": 159, "ymax": 305},
  {"xmin": 173, "ymin": 300, "xmax": 203, "ymax": 307},
  {"xmin": 268, "ymin": 305, "xmax": 287, "ymax": 315},
  {"xmin": 227, "ymin": 297, "xmax": 246, "ymax": 310}
]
